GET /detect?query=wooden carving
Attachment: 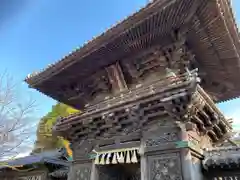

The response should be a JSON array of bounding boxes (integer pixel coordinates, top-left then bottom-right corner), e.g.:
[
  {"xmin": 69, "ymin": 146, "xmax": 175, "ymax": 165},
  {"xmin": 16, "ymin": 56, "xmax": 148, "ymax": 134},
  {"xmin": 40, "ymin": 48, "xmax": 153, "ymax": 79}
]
[
  {"xmin": 83, "ymin": 70, "xmax": 112, "ymax": 101},
  {"xmin": 146, "ymin": 132, "xmax": 179, "ymax": 147},
  {"xmin": 58, "ymin": 69, "xmax": 112, "ymax": 103},
  {"xmin": 56, "ymin": 70, "xmax": 231, "ymax": 146},
  {"xmin": 123, "ymin": 47, "xmax": 168, "ymax": 83},
  {"xmin": 125, "ymin": 104, "xmax": 141, "ymax": 133},
  {"xmin": 149, "ymin": 153, "xmax": 182, "ymax": 180},
  {"xmin": 72, "ymin": 140, "xmax": 94, "ymax": 160},
  {"xmin": 121, "ymin": 35, "xmax": 195, "ymax": 85}
]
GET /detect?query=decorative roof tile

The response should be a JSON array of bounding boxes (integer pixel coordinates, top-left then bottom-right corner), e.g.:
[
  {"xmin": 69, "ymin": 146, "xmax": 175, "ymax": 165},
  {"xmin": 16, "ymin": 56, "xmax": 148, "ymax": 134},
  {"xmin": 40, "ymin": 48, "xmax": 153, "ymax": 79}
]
[{"xmin": 203, "ymin": 146, "xmax": 240, "ymax": 169}]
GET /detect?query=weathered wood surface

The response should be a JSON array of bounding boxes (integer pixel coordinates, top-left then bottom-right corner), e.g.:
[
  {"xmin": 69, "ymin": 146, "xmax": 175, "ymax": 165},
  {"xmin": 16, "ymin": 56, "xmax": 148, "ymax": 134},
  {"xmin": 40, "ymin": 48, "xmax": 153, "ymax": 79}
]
[
  {"xmin": 25, "ymin": 0, "xmax": 240, "ymax": 105},
  {"xmin": 54, "ymin": 71, "xmax": 231, "ymax": 149},
  {"xmin": 68, "ymin": 163, "xmax": 92, "ymax": 180}
]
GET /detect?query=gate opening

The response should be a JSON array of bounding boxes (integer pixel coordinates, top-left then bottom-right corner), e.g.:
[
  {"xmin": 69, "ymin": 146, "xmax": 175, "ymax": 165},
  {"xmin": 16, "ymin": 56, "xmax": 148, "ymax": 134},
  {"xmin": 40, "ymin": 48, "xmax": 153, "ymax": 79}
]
[{"xmin": 97, "ymin": 163, "xmax": 140, "ymax": 180}]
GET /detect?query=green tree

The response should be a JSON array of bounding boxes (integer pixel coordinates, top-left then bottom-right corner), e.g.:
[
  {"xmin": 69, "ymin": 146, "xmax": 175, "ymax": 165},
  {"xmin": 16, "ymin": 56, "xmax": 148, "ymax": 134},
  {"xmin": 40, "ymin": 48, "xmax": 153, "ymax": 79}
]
[{"xmin": 33, "ymin": 103, "xmax": 78, "ymax": 153}]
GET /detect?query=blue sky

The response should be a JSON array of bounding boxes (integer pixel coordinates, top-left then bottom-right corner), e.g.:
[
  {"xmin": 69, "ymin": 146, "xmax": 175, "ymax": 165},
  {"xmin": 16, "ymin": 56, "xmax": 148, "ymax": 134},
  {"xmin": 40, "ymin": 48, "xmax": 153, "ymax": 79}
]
[{"xmin": 0, "ymin": 0, "xmax": 239, "ymax": 129}]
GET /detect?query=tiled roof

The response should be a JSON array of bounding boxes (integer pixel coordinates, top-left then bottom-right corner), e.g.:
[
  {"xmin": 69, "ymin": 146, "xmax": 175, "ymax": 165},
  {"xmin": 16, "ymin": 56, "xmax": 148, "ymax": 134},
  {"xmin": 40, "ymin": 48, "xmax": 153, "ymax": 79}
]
[
  {"xmin": 49, "ymin": 167, "xmax": 69, "ymax": 178},
  {"xmin": 24, "ymin": 0, "xmax": 240, "ymax": 105},
  {"xmin": 0, "ymin": 150, "xmax": 69, "ymax": 169},
  {"xmin": 203, "ymin": 146, "xmax": 240, "ymax": 169}
]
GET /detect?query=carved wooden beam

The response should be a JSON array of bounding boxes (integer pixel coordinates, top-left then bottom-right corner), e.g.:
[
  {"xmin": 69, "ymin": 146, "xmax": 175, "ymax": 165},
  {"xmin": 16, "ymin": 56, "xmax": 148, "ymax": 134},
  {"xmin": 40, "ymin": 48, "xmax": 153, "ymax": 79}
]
[
  {"xmin": 105, "ymin": 62, "xmax": 128, "ymax": 93},
  {"xmin": 54, "ymin": 70, "xmax": 231, "ymax": 145}
]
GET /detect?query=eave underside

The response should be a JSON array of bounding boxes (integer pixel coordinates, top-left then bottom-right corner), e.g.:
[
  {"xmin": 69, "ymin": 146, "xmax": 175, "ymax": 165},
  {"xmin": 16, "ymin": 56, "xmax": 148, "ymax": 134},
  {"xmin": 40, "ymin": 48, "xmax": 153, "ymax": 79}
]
[
  {"xmin": 25, "ymin": 0, "xmax": 240, "ymax": 105},
  {"xmin": 54, "ymin": 75, "xmax": 232, "ymax": 145}
]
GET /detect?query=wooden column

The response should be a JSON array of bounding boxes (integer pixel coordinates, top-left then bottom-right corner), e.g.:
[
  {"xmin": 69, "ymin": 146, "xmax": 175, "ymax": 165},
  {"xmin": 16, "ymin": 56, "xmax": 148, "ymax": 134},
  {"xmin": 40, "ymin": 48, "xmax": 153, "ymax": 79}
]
[
  {"xmin": 180, "ymin": 128, "xmax": 206, "ymax": 180},
  {"xmin": 90, "ymin": 163, "xmax": 98, "ymax": 180},
  {"xmin": 69, "ymin": 161, "xmax": 93, "ymax": 180},
  {"xmin": 140, "ymin": 141, "xmax": 148, "ymax": 180},
  {"xmin": 180, "ymin": 128, "xmax": 194, "ymax": 180},
  {"xmin": 141, "ymin": 125, "xmax": 206, "ymax": 180},
  {"xmin": 142, "ymin": 126, "xmax": 184, "ymax": 180}
]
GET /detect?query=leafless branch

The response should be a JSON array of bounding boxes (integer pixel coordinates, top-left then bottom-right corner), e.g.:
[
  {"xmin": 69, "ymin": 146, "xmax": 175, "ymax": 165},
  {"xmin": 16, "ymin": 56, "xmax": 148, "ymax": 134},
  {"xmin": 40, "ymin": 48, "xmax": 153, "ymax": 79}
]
[{"xmin": 0, "ymin": 72, "xmax": 37, "ymax": 159}]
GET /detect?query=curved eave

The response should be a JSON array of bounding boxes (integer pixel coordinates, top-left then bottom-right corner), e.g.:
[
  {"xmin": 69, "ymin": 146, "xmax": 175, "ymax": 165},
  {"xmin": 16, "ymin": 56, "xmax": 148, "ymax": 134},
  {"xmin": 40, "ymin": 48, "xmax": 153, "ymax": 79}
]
[
  {"xmin": 203, "ymin": 147, "xmax": 240, "ymax": 170},
  {"xmin": 24, "ymin": 0, "xmax": 171, "ymax": 85},
  {"xmin": 203, "ymin": 157, "xmax": 240, "ymax": 170},
  {"xmin": 25, "ymin": 0, "xmax": 240, "ymax": 104}
]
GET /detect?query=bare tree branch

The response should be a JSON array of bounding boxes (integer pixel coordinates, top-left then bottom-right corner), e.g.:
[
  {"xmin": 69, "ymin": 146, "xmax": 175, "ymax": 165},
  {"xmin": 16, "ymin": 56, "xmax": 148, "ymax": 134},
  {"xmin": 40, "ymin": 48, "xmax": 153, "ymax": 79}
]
[{"xmin": 0, "ymin": 72, "xmax": 37, "ymax": 160}]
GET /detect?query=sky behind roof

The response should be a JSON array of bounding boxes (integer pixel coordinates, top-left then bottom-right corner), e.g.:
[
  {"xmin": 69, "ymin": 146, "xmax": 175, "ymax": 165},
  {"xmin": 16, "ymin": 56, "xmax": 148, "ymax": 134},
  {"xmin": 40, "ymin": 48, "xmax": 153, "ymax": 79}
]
[{"xmin": 0, "ymin": 0, "xmax": 240, "ymax": 149}]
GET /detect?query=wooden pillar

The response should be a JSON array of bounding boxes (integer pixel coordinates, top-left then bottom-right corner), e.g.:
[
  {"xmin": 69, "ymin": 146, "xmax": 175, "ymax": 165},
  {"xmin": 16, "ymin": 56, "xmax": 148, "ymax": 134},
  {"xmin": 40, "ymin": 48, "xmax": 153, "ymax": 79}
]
[
  {"xmin": 141, "ymin": 126, "xmax": 205, "ymax": 180},
  {"xmin": 180, "ymin": 148, "xmax": 194, "ymax": 180},
  {"xmin": 140, "ymin": 141, "xmax": 148, "ymax": 180},
  {"xmin": 90, "ymin": 163, "xmax": 98, "ymax": 180},
  {"xmin": 142, "ymin": 126, "xmax": 184, "ymax": 180},
  {"xmin": 180, "ymin": 128, "xmax": 194, "ymax": 180},
  {"xmin": 67, "ymin": 163, "xmax": 74, "ymax": 180},
  {"xmin": 68, "ymin": 161, "xmax": 93, "ymax": 180},
  {"xmin": 105, "ymin": 62, "xmax": 128, "ymax": 93},
  {"xmin": 180, "ymin": 128, "xmax": 206, "ymax": 180}
]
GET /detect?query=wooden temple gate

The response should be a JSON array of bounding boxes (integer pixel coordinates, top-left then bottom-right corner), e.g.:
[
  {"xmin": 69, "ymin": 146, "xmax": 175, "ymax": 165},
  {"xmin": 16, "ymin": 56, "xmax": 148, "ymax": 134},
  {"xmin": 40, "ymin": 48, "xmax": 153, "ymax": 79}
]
[
  {"xmin": 24, "ymin": 0, "xmax": 240, "ymax": 179},
  {"xmin": 57, "ymin": 71, "xmax": 230, "ymax": 180}
]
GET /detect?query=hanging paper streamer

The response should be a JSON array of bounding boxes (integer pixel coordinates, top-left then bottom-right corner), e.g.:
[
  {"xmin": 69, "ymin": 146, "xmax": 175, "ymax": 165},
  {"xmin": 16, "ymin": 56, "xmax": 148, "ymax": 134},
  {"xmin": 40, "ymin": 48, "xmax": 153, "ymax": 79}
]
[
  {"xmin": 126, "ymin": 151, "xmax": 131, "ymax": 163},
  {"xmin": 112, "ymin": 152, "xmax": 117, "ymax": 164},
  {"xmin": 100, "ymin": 153, "xmax": 106, "ymax": 165},
  {"xmin": 92, "ymin": 147, "xmax": 139, "ymax": 165},
  {"xmin": 117, "ymin": 152, "xmax": 125, "ymax": 163},
  {"xmin": 131, "ymin": 150, "xmax": 138, "ymax": 163},
  {"xmin": 106, "ymin": 153, "xmax": 111, "ymax": 164}
]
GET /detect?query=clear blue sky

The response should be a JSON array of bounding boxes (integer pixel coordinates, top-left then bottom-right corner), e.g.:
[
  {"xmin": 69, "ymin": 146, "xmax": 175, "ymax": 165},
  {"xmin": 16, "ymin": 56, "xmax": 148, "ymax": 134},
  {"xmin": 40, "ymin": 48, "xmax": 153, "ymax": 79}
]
[{"xmin": 0, "ymin": 0, "xmax": 239, "ymax": 127}]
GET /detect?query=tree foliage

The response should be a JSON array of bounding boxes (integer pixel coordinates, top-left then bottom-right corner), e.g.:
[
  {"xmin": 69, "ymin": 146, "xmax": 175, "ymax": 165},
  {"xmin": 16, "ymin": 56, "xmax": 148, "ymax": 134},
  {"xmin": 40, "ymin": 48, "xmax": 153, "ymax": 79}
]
[{"xmin": 33, "ymin": 103, "xmax": 79, "ymax": 153}]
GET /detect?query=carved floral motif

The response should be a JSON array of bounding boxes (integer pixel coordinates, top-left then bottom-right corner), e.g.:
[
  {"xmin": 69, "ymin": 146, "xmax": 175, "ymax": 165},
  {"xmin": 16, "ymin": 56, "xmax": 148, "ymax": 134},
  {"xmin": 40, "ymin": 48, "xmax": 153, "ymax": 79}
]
[
  {"xmin": 146, "ymin": 132, "xmax": 179, "ymax": 146},
  {"xmin": 150, "ymin": 153, "xmax": 182, "ymax": 180}
]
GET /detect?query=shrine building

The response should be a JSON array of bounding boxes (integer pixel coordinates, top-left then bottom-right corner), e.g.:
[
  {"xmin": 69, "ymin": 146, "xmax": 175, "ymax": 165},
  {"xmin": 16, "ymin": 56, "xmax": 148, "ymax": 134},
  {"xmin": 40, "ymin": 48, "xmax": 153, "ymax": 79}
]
[
  {"xmin": 0, "ymin": 149, "xmax": 69, "ymax": 180},
  {"xmin": 25, "ymin": 0, "xmax": 240, "ymax": 179}
]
